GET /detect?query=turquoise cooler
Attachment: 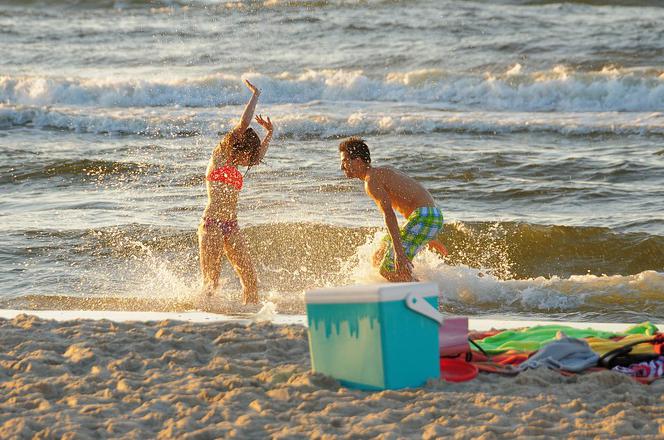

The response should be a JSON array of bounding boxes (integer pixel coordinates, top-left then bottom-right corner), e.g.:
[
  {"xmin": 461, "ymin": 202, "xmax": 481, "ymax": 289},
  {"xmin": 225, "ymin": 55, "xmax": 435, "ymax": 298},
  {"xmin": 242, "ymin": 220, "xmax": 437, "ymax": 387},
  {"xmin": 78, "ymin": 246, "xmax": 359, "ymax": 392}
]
[{"xmin": 305, "ymin": 282, "xmax": 441, "ymax": 390}]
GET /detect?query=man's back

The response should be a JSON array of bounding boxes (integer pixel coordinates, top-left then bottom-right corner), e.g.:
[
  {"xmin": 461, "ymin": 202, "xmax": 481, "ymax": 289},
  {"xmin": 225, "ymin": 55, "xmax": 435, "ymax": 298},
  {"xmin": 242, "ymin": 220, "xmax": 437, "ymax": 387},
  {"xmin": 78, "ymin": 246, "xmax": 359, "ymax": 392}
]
[{"xmin": 365, "ymin": 166, "xmax": 435, "ymax": 218}]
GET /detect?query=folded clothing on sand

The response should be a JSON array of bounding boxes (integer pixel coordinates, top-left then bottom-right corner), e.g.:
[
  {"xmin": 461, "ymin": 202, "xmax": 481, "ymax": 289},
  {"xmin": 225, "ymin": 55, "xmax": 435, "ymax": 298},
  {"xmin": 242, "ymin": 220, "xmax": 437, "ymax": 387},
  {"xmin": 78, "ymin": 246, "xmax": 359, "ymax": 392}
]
[{"xmin": 518, "ymin": 334, "xmax": 599, "ymax": 373}]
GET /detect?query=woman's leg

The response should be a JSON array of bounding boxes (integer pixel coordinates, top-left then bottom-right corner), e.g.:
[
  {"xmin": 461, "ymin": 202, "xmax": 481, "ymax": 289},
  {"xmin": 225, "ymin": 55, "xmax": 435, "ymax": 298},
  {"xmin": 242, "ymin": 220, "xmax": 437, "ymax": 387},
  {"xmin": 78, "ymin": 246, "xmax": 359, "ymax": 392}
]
[
  {"xmin": 223, "ymin": 228, "xmax": 259, "ymax": 305},
  {"xmin": 198, "ymin": 223, "xmax": 226, "ymax": 296}
]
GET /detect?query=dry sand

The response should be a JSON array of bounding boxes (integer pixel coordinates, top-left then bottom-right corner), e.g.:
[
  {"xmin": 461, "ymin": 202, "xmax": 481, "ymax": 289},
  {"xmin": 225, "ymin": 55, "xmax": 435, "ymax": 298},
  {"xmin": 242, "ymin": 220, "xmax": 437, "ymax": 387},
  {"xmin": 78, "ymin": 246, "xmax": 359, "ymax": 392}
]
[{"xmin": 1, "ymin": 314, "xmax": 664, "ymax": 439}]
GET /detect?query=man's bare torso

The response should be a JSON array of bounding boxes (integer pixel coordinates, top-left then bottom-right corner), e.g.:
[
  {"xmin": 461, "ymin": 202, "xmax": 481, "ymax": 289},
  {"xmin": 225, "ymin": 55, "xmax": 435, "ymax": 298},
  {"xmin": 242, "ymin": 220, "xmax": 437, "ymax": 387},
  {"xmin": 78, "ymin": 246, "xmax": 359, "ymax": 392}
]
[{"xmin": 364, "ymin": 166, "xmax": 435, "ymax": 218}]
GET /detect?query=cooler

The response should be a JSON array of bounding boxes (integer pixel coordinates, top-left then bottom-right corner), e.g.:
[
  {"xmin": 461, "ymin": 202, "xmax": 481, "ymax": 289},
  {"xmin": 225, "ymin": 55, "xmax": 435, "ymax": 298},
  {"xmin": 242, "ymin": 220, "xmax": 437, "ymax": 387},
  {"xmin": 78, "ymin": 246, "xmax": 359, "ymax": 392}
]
[{"xmin": 305, "ymin": 282, "xmax": 441, "ymax": 390}]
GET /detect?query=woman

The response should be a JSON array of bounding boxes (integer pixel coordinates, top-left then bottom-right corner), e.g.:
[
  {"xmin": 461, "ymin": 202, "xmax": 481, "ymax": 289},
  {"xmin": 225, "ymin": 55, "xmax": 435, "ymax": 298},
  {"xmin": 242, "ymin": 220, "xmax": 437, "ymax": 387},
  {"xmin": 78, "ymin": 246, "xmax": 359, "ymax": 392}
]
[{"xmin": 198, "ymin": 79, "xmax": 273, "ymax": 305}]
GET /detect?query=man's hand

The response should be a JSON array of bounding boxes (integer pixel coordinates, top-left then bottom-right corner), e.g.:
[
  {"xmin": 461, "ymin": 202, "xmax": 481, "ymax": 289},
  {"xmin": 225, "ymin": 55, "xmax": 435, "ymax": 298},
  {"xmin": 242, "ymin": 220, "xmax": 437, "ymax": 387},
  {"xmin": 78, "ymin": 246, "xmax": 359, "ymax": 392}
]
[
  {"xmin": 394, "ymin": 251, "xmax": 413, "ymax": 278},
  {"xmin": 255, "ymin": 114, "xmax": 273, "ymax": 132},
  {"xmin": 243, "ymin": 79, "xmax": 261, "ymax": 97}
]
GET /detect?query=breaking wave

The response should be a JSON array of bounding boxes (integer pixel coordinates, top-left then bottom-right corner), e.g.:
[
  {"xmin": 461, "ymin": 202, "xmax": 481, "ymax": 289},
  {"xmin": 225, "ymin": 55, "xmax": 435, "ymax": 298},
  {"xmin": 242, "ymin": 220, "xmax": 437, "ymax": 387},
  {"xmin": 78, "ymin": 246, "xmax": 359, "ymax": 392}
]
[{"xmin": 3, "ymin": 67, "xmax": 664, "ymax": 111}]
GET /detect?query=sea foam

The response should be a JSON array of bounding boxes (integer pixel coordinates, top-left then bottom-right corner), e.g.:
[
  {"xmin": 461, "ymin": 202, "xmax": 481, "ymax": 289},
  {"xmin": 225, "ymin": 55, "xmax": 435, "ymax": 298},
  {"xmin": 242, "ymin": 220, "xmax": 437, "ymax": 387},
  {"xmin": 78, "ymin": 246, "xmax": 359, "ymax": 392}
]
[{"xmin": 3, "ymin": 103, "xmax": 664, "ymax": 137}]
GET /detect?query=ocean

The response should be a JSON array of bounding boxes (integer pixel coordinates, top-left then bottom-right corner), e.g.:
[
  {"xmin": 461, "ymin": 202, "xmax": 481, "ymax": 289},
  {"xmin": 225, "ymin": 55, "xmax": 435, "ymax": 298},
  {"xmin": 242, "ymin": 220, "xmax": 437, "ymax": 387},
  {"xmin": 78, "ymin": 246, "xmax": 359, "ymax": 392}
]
[{"xmin": 1, "ymin": 0, "xmax": 663, "ymax": 322}]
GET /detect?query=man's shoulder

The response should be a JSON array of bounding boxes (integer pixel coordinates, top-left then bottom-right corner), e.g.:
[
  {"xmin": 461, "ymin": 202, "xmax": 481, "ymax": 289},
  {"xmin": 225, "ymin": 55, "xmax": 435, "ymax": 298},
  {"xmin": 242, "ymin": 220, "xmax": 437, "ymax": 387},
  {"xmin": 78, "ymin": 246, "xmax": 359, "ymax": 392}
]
[
  {"xmin": 368, "ymin": 166, "xmax": 397, "ymax": 180},
  {"xmin": 364, "ymin": 170, "xmax": 384, "ymax": 194},
  {"xmin": 376, "ymin": 165, "xmax": 407, "ymax": 182},
  {"xmin": 369, "ymin": 166, "xmax": 407, "ymax": 187},
  {"xmin": 372, "ymin": 165, "xmax": 396, "ymax": 172}
]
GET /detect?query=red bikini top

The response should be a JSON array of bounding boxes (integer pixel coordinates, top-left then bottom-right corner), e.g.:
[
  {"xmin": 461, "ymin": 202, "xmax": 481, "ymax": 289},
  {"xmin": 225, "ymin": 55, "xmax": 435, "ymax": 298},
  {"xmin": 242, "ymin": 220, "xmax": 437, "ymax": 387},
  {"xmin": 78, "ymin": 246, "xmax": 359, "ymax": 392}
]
[{"xmin": 206, "ymin": 165, "xmax": 243, "ymax": 191}]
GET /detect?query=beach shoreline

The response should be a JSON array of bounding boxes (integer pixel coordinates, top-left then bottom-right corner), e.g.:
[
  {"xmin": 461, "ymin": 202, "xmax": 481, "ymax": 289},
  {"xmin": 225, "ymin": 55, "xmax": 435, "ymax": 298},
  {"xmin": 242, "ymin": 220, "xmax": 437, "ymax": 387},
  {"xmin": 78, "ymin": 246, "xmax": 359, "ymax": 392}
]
[
  {"xmin": 2, "ymin": 309, "xmax": 659, "ymax": 332},
  {"xmin": 1, "ymin": 312, "xmax": 663, "ymax": 439}
]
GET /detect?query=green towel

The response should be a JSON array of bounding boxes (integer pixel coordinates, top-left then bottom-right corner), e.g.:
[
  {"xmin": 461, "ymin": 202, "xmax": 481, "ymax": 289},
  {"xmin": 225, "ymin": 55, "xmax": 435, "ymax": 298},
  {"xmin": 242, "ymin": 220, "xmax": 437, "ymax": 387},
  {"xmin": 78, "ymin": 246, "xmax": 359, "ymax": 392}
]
[
  {"xmin": 476, "ymin": 322, "xmax": 659, "ymax": 354},
  {"xmin": 624, "ymin": 321, "xmax": 658, "ymax": 337}
]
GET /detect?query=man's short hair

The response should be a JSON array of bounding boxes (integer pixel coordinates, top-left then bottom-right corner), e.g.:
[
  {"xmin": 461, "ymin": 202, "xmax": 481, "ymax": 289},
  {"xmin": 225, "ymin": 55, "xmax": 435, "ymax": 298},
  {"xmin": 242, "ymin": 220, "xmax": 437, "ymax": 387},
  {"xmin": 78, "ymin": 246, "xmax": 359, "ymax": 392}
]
[{"xmin": 339, "ymin": 137, "xmax": 371, "ymax": 164}]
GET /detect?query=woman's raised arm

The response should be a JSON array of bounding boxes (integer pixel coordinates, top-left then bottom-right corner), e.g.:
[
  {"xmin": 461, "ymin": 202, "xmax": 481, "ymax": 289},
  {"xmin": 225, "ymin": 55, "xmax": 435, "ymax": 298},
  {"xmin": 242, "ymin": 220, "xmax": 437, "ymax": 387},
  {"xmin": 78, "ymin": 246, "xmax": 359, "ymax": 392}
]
[{"xmin": 233, "ymin": 79, "xmax": 261, "ymax": 135}]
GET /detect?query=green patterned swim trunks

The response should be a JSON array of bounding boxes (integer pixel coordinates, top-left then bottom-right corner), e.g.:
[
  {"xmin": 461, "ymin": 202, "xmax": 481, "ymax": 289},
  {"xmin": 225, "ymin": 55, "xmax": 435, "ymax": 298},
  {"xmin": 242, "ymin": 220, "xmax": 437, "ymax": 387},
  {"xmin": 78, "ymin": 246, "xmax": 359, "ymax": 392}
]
[{"xmin": 380, "ymin": 206, "xmax": 444, "ymax": 272}]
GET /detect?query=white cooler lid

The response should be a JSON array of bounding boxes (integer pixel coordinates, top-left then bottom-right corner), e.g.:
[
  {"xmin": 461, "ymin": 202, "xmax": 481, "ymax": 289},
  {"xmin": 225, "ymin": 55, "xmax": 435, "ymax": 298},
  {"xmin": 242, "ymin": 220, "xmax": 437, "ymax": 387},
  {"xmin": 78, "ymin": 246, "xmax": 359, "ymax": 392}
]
[{"xmin": 305, "ymin": 282, "xmax": 438, "ymax": 304}]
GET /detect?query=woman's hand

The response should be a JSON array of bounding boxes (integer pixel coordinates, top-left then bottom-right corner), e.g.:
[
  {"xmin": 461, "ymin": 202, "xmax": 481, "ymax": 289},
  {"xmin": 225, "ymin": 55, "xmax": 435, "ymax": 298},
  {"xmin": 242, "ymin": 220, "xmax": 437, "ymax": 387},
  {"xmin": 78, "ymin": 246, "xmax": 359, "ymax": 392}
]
[
  {"xmin": 255, "ymin": 114, "xmax": 274, "ymax": 162},
  {"xmin": 243, "ymin": 79, "xmax": 261, "ymax": 97},
  {"xmin": 255, "ymin": 114, "xmax": 273, "ymax": 132}
]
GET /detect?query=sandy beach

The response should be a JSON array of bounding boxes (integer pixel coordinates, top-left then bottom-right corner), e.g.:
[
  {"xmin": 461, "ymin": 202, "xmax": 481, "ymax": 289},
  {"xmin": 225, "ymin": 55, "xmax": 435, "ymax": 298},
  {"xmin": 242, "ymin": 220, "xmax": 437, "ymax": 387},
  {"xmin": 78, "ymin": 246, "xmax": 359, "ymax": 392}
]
[{"xmin": 1, "ymin": 314, "xmax": 663, "ymax": 439}]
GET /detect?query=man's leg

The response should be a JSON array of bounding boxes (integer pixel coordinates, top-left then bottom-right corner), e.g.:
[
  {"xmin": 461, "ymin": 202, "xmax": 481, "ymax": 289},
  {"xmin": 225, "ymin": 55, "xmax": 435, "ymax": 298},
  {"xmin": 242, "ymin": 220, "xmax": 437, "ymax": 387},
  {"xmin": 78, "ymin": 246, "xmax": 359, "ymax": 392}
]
[
  {"xmin": 427, "ymin": 239, "xmax": 448, "ymax": 256},
  {"xmin": 378, "ymin": 207, "xmax": 443, "ymax": 282},
  {"xmin": 372, "ymin": 239, "xmax": 388, "ymax": 268},
  {"xmin": 378, "ymin": 232, "xmax": 417, "ymax": 282}
]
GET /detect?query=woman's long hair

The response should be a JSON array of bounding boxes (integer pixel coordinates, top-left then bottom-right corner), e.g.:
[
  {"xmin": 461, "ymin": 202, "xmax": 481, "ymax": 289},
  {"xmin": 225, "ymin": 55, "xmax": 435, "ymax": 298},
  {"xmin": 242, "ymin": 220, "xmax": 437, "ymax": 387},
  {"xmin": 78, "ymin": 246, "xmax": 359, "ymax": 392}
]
[{"xmin": 217, "ymin": 128, "xmax": 261, "ymax": 166}]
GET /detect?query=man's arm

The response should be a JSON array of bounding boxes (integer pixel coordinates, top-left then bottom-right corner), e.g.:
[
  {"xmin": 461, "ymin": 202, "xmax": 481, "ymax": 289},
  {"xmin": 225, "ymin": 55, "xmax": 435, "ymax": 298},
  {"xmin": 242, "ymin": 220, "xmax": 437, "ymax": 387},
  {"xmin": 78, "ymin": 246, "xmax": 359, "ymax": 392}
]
[{"xmin": 366, "ymin": 178, "xmax": 412, "ymax": 275}]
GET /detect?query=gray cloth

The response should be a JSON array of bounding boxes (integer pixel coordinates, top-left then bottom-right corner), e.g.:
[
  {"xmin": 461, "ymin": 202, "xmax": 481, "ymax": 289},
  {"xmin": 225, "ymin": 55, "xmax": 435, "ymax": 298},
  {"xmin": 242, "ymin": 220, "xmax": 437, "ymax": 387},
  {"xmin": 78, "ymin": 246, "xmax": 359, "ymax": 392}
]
[{"xmin": 518, "ymin": 333, "xmax": 599, "ymax": 373}]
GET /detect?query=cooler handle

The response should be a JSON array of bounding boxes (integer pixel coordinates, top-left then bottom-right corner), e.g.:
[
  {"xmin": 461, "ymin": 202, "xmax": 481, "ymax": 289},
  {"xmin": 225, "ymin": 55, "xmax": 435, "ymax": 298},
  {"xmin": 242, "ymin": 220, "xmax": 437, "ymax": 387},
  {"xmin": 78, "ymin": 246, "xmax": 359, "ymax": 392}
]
[{"xmin": 405, "ymin": 292, "xmax": 443, "ymax": 325}]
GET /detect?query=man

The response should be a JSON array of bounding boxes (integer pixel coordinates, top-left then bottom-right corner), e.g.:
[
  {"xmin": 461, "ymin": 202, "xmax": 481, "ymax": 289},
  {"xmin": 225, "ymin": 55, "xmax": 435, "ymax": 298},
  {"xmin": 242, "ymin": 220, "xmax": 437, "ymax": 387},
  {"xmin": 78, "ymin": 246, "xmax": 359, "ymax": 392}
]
[{"xmin": 339, "ymin": 137, "xmax": 447, "ymax": 282}]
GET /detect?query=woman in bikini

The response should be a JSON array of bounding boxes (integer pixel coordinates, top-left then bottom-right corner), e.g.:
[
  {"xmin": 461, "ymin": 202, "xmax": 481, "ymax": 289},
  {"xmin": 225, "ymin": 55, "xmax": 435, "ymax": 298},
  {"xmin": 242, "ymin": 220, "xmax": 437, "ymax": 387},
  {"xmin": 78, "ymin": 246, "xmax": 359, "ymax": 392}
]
[{"xmin": 199, "ymin": 79, "xmax": 273, "ymax": 305}]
